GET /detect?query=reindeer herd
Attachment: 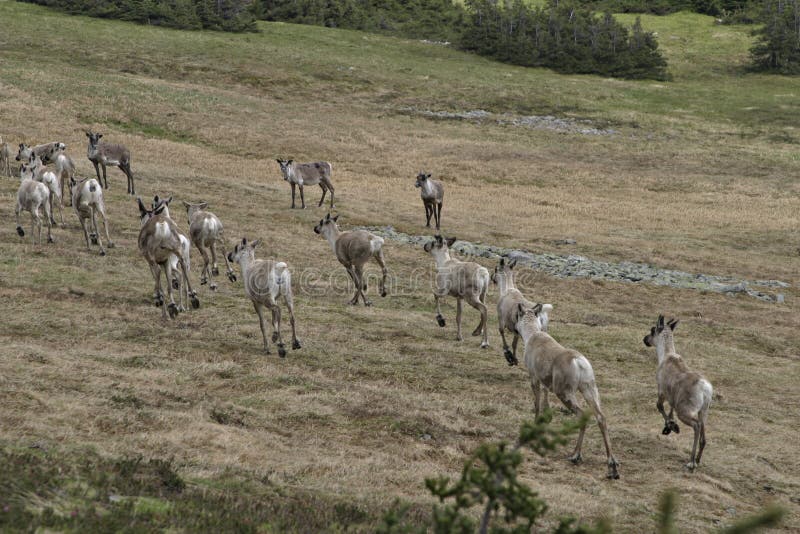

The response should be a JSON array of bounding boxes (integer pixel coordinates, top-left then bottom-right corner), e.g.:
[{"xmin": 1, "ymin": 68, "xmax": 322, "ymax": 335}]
[{"xmin": 3, "ymin": 131, "xmax": 714, "ymax": 479}]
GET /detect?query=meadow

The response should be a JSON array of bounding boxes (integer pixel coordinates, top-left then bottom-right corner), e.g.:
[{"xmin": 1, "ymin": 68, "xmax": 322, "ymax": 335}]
[{"xmin": 0, "ymin": 1, "xmax": 798, "ymax": 531}]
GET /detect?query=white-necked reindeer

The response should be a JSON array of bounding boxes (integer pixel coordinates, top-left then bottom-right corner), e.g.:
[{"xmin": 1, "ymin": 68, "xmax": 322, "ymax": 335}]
[
  {"xmin": 137, "ymin": 196, "xmax": 198, "ymax": 319},
  {"xmin": 424, "ymin": 235, "xmax": 489, "ymax": 348},
  {"xmin": 16, "ymin": 141, "xmax": 64, "ymax": 166},
  {"xmin": 70, "ymin": 177, "xmax": 114, "ymax": 255},
  {"xmin": 86, "ymin": 131, "xmax": 135, "ymax": 194},
  {"xmin": 228, "ymin": 238, "xmax": 301, "ymax": 357},
  {"xmin": 314, "ymin": 214, "xmax": 388, "ymax": 306},
  {"xmin": 414, "ymin": 171, "xmax": 444, "ymax": 230},
  {"xmin": 181, "ymin": 201, "xmax": 236, "ymax": 290},
  {"xmin": 643, "ymin": 315, "xmax": 713, "ymax": 471},
  {"xmin": 276, "ymin": 159, "xmax": 335, "ymax": 209},
  {"xmin": 516, "ymin": 303, "xmax": 620, "ymax": 479},
  {"xmin": 150, "ymin": 196, "xmax": 192, "ymax": 312}
]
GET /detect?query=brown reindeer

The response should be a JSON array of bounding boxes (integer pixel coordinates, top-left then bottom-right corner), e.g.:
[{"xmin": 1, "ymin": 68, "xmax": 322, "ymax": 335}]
[
  {"xmin": 276, "ymin": 159, "xmax": 335, "ymax": 209},
  {"xmin": 182, "ymin": 201, "xmax": 236, "ymax": 290},
  {"xmin": 314, "ymin": 213, "xmax": 388, "ymax": 306},
  {"xmin": 86, "ymin": 131, "xmax": 135, "ymax": 194}
]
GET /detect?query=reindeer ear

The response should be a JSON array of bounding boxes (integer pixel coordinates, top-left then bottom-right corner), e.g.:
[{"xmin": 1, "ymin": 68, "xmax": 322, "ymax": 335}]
[
  {"xmin": 199, "ymin": 202, "xmax": 208, "ymax": 210},
  {"xmin": 533, "ymin": 303, "xmax": 543, "ymax": 315},
  {"xmin": 165, "ymin": 196, "xmax": 172, "ymax": 205},
  {"xmin": 332, "ymin": 215, "xmax": 339, "ymax": 222},
  {"xmin": 276, "ymin": 159, "xmax": 282, "ymax": 164},
  {"xmin": 288, "ymin": 159, "xmax": 294, "ymax": 165},
  {"xmin": 434, "ymin": 235, "xmax": 442, "ymax": 243},
  {"xmin": 97, "ymin": 133, "xmax": 103, "ymax": 139},
  {"xmin": 509, "ymin": 259, "xmax": 517, "ymax": 269},
  {"xmin": 518, "ymin": 303, "xmax": 526, "ymax": 316},
  {"xmin": 426, "ymin": 173, "xmax": 432, "ymax": 179},
  {"xmin": 423, "ymin": 241, "xmax": 433, "ymax": 252},
  {"xmin": 137, "ymin": 197, "xmax": 147, "ymax": 214},
  {"xmin": 181, "ymin": 200, "xmax": 190, "ymax": 208},
  {"xmin": 242, "ymin": 238, "xmax": 247, "ymax": 245},
  {"xmin": 499, "ymin": 258, "xmax": 505, "ymax": 267},
  {"xmin": 668, "ymin": 319, "xmax": 679, "ymax": 331},
  {"xmin": 325, "ymin": 213, "xmax": 331, "ymax": 220},
  {"xmin": 445, "ymin": 237, "xmax": 457, "ymax": 248},
  {"xmin": 251, "ymin": 239, "xmax": 262, "ymax": 248}
]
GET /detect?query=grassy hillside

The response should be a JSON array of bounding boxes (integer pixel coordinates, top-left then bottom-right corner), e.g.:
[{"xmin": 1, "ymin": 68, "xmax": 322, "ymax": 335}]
[{"xmin": 0, "ymin": 1, "xmax": 798, "ymax": 531}]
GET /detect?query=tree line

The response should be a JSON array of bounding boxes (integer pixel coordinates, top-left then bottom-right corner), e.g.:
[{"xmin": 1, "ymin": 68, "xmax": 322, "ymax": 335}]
[{"xmin": 20, "ymin": 0, "xmax": 800, "ymax": 77}]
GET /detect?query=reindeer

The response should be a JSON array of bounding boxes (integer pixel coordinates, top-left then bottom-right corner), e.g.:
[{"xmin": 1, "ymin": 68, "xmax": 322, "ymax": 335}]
[
  {"xmin": 15, "ymin": 164, "xmax": 53, "ymax": 245},
  {"xmin": 643, "ymin": 316, "xmax": 713, "ymax": 471},
  {"xmin": 137, "ymin": 196, "xmax": 198, "ymax": 319},
  {"xmin": 0, "ymin": 136, "xmax": 12, "ymax": 177},
  {"xmin": 276, "ymin": 159, "xmax": 335, "ymax": 209},
  {"xmin": 86, "ymin": 131, "xmax": 135, "ymax": 194},
  {"xmin": 228, "ymin": 238, "xmax": 301, "ymax": 356},
  {"xmin": 54, "ymin": 145, "xmax": 75, "ymax": 206},
  {"xmin": 516, "ymin": 303, "xmax": 620, "ymax": 479},
  {"xmin": 492, "ymin": 257, "xmax": 545, "ymax": 366},
  {"xmin": 314, "ymin": 214, "xmax": 388, "ymax": 306},
  {"xmin": 21, "ymin": 155, "xmax": 63, "ymax": 226},
  {"xmin": 424, "ymin": 235, "xmax": 490, "ymax": 348},
  {"xmin": 150, "ymin": 196, "xmax": 192, "ymax": 310},
  {"xmin": 181, "ymin": 201, "xmax": 236, "ymax": 290},
  {"xmin": 16, "ymin": 141, "xmax": 64, "ymax": 165},
  {"xmin": 70, "ymin": 177, "xmax": 114, "ymax": 255},
  {"xmin": 414, "ymin": 171, "xmax": 444, "ymax": 230}
]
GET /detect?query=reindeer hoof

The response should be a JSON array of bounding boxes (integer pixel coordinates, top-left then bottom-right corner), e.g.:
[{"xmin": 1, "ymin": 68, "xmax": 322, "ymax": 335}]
[
  {"xmin": 227, "ymin": 272, "xmax": 237, "ymax": 282},
  {"xmin": 364, "ymin": 300, "xmax": 372, "ymax": 307},
  {"xmin": 155, "ymin": 296, "xmax": 164, "ymax": 308},
  {"xmin": 685, "ymin": 461, "xmax": 697, "ymax": 472},
  {"xmin": 107, "ymin": 242, "xmax": 115, "ymax": 249},
  {"xmin": 278, "ymin": 344, "xmax": 287, "ymax": 358},
  {"xmin": 172, "ymin": 279, "xmax": 180, "ymax": 290},
  {"xmin": 607, "ymin": 470, "xmax": 620, "ymax": 480},
  {"xmin": 190, "ymin": 296, "xmax": 200, "ymax": 309},
  {"xmin": 436, "ymin": 314, "xmax": 446, "ymax": 327},
  {"xmin": 16, "ymin": 226, "xmax": 24, "ymax": 237},
  {"xmin": 167, "ymin": 303, "xmax": 179, "ymax": 319},
  {"xmin": 480, "ymin": 341, "xmax": 489, "ymax": 349},
  {"xmin": 90, "ymin": 234, "xmax": 98, "ymax": 245},
  {"xmin": 200, "ymin": 278, "xmax": 208, "ymax": 285},
  {"xmin": 212, "ymin": 266, "xmax": 219, "ymax": 276},
  {"xmin": 47, "ymin": 236, "xmax": 54, "ymax": 244},
  {"xmin": 568, "ymin": 453, "xmax": 583, "ymax": 465},
  {"xmin": 662, "ymin": 425, "xmax": 672, "ymax": 435},
  {"xmin": 272, "ymin": 332, "xmax": 279, "ymax": 343},
  {"xmin": 292, "ymin": 340, "xmax": 302, "ymax": 350},
  {"xmin": 670, "ymin": 421, "xmax": 680, "ymax": 434},
  {"xmin": 503, "ymin": 349, "xmax": 518, "ymax": 366},
  {"xmin": 99, "ymin": 249, "xmax": 106, "ymax": 257},
  {"xmin": 380, "ymin": 289, "xmax": 387, "ymax": 297}
]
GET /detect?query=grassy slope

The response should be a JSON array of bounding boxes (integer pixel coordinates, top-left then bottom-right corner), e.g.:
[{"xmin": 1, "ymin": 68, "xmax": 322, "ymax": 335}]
[{"xmin": 0, "ymin": 2, "xmax": 798, "ymax": 531}]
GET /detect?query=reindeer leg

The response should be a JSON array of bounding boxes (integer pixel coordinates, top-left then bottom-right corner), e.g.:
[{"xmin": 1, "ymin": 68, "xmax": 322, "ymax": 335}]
[
  {"xmin": 123, "ymin": 163, "xmax": 134, "ymax": 195},
  {"xmin": 218, "ymin": 239, "xmax": 236, "ymax": 282},
  {"xmin": 272, "ymin": 306, "xmax": 286, "ymax": 357},
  {"xmin": 101, "ymin": 163, "xmax": 108, "ymax": 190},
  {"xmin": 373, "ymin": 248, "xmax": 388, "ymax": 297},
  {"xmin": 91, "ymin": 208, "xmax": 106, "ymax": 256},
  {"xmin": 696, "ymin": 418, "xmax": 707, "ymax": 465},
  {"xmin": 354, "ymin": 265, "xmax": 371, "ymax": 306},
  {"xmin": 43, "ymin": 202, "xmax": 53, "ymax": 244},
  {"xmin": 91, "ymin": 161, "xmax": 101, "ymax": 184},
  {"xmin": 328, "ymin": 182, "xmax": 334, "ymax": 209},
  {"xmin": 687, "ymin": 419, "xmax": 701, "ymax": 471},
  {"xmin": 15, "ymin": 202, "xmax": 24, "ymax": 238},
  {"xmin": 209, "ymin": 242, "xmax": 220, "ymax": 291},
  {"xmin": 582, "ymin": 384, "xmax": 620, "ymax": 479},
  {"xmin": 177, "ymin": 253, "xmax": 199, "ymax": 310},
  {"xmin": 31, "ymin": 209, "xmax": 39, "ymax": 245},
  {"xmin": 558, "ymin": 392, "xmax": 586, "ymax": 465},
  {"xmin": 290, "ymin": 182, "xmax": 296, "ymax": 209},
  {"xmin": 500, "ymin": 327, "xmax": 517, "ymax": 366},
  {"xmin": 254, "ymin": 302, "xmax": 270, "ymax": 353},
  {"xmin": 424, "ymin": 203, "xmax": 432, "ymax": 227},
  {"xmin": 284, "ymin": 288, "xmax": 301, "ymax": 350},
  {"xmin": 299, "ymin": 185, "xmax": 306, "ymax": 209},
  {"xmin": 98, "ymin": 204, "xmax": 114, "ymax": 249},
  {"xmin": 530, "ymin": 374, "xmax": 543, "ymax": 416},
  {"xmin": 318, "ymin": 185, "xmax": 327, "ymax": 207},
  {"xmin": 48, "ymin": 193, "xmax": 57, "ymax": 226},
  {"xmin": 657, "ymin": 393, "xmax": 679, "ymax": 434},
  {"xmin": 434, "ymin": 288, "xmax": 446, "ymax": 327},
  {"xmin": 79, "ymin": 216, "xmax": 91, "ymax": 251},
  {"xmin": 455, "ymin": 297, "xmax": 463, "ymax": 341},
  {"xmin": 345, "ymin": 266, "xmax": 359, "ymax": 305},
  {"xmin": 164, "ymin": 260, "xmax": 179, "ymax": 319},
  {"xmin": 468, "ymin": 295, "xmax": 489, "ymax": 348},
  {"xmin": 436, "ymin": 202, "xmax": 442, "ymax": 230},
  {"xmin": 199, "ymin": 245, "xmax": 210, "ymax": 286}
]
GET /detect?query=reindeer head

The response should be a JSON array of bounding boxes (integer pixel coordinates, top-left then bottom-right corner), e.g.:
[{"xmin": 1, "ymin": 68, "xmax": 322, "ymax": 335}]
[
  {"xmin": 86, "ymin": 131, "xmax": 103, "ymax": 147},
  {"xmin": 515, "ymin": 302, "xmax": 553, "ymax": 333},
  {"xmin": 228, "ymin": 237, "xmax": 261, "ymax": 264},
  {"xmin": 182, "ymin": 200, "xmax": 208, "ymax": 223},
  {"xmin": 415, "ymin": 171, "xmax": 431, "ymax": 188},
  {"xmin": 276, "ymin": 159, "xmax": 294, "ymax": 180},
  {"xmin": 15, "ymin": 143, "xmax": 30, "ymax": 162},
  {"xmin": 137, "ymin": 197, "xmax": 154, "ymax": 226},
  {"xmin": 423, "ymin": 234, "xmax": 456, "ymax": 254},
  {"xmin": 152, "ymin": 195, "xmax": 172, "ymax": 217},
  {"xmin": 314, "ymin": 213, "xmax": 338, "ymax": 235},
  {"xmin": 491, "ymin": 257, "xmax": 517, "ymax": 285},
  {"xmin": 643, "ymin": 315, "xmax": 678, "ymax": 347}
]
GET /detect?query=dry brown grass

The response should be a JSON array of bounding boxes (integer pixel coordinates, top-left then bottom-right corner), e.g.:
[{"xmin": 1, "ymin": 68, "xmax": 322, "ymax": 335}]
[{"xmin": 0, "ymin": 3, "xmax": 798, "ymax": 531}]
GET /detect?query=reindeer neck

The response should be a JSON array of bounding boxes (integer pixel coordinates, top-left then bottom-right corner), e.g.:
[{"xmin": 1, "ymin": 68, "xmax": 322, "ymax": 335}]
[
  {"xmin": 656, "ymin": 332, "xmax": 677, "ymax": 366},
  {"xmin": 432, "ymin": 248, "xmax": 453, "ymax": 268},
  {"xmin": 322, "ymin": 225, "xmax": 341, "ymax": 251},
  {"xmin": 422, "ymin": 179, "xmax": 434, "ymax": 196},
  {"xmin": 497, "ymin": 274, "xmax": 516, "ymax": 295},
  {"xmin": 517, "ymin": 314, "xmax": 543, "ymax": 344}
]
